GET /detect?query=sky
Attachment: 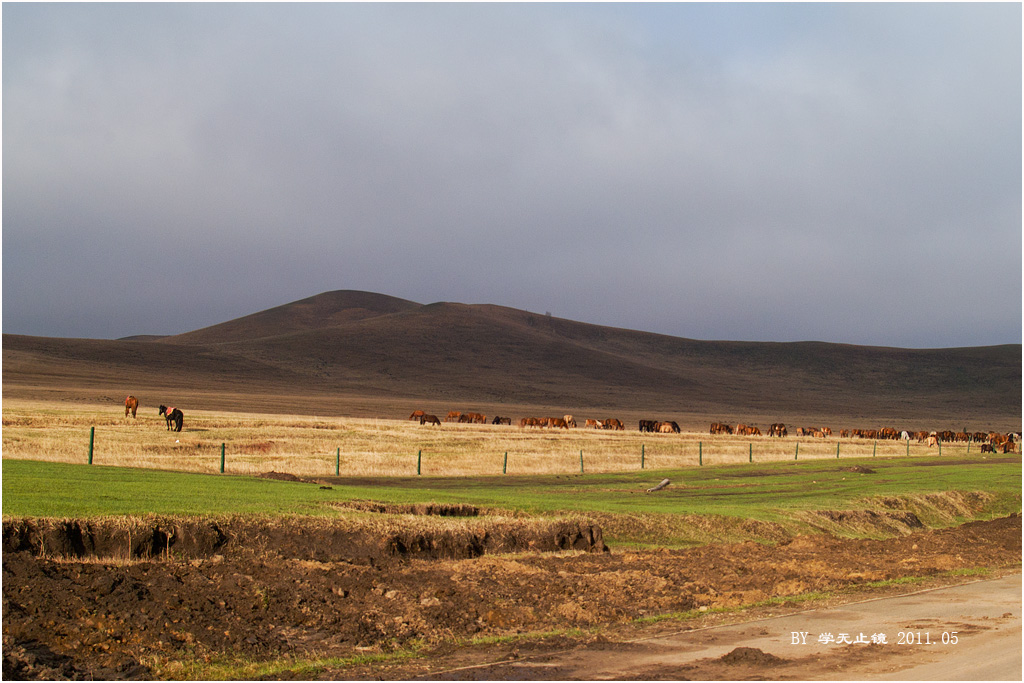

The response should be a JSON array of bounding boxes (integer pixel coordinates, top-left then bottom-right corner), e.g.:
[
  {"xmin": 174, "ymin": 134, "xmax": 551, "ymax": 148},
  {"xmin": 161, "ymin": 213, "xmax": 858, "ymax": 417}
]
[{"xmin": 3, "ymin": 3, "xmax": 1021, "ymax": 349}]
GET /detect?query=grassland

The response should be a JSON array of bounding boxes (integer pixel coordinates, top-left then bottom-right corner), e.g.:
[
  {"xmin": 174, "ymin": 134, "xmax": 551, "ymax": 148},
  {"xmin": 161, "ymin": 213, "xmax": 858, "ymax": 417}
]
[
  {"xmin": 1, "ymin": 399, "xmax": 1003, "ymax": 479},
  {"xmin": 4, "ymin": 399, "xmax": 1019, "ymax": 546},
  {"xmin": 4, "ymin": 448, "xmax": 1019, "ymax": 546}
]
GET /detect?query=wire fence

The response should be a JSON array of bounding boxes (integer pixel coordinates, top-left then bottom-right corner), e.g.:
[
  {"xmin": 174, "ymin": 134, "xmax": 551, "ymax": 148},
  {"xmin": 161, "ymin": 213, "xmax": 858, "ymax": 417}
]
[
  {"xmin": 4, "ymin": 402, "xmax": 1015, "ymax": 479},
  {"xmin": 6, "ymin": 424, "xmax": 1005, "ymax": 478}
]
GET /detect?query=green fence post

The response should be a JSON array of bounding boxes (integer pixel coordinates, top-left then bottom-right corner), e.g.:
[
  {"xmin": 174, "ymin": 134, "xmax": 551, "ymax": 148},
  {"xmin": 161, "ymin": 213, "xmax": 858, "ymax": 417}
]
[
  {"xmin": 503, "ymin": 451, "xmax": 507, "ymax": 474},
  {"xmin": 749, "ymin": 443, "xmax": 752, "ymax": 463},
  {"xmin": 641, "ymin": 444, "xmax": 645, "ymax": 469},
  {"xmin": 906, "ymin": 439, "xmax": 910, "ymax": 457},
  {"xmin": 417, "ymin": 449, "xmax": 422, "ymax": 475},
  {"xmin": 580, "ymin": 450, "xmax": 584, "ymax": 474},
  {"xmin": 795, "ymin": 442, "xmax": 799, "ymax": 460},
  {"xmin": 938, "ymin": 441, "xmax": 942, "ymax": 457},
  {"xmin": 836, "ymin": 442, "xmax": 840, "ymax": 459},
  {"xmin": 220, "ymin": 443, "xmax": 225, "ymax": 473},
  {"xmin": 873, "ymin": 441, "xmax": 877, "ymax": 457},
  {"xmin": 88, "ymin": 427, "xmax": 95, "ymax": 465},
  {"xmin": 699, "ymin": 442, "xmax": 703, "ymax": 466},
  {"xmin": 336, "ymin": 447, "xmax": 340, "ymax": 476}
]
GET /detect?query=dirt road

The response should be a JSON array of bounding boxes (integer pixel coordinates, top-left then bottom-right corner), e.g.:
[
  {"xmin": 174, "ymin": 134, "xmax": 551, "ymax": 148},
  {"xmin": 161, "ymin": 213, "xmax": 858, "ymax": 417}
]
[{"xmin": 421, "ymin": 573, "xmax": 1022, "ymax": 681}]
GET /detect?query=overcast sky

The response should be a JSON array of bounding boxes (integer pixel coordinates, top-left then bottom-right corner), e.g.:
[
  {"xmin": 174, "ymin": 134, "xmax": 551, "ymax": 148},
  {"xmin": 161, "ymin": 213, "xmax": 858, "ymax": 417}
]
[{"xmin": 4, "ymin": 3, "xmax": 1021, "ymax": 348}]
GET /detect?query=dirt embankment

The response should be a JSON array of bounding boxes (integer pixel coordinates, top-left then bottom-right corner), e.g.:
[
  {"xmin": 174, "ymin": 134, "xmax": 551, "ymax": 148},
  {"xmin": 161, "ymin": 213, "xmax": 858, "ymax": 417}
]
[
  {"xmin": 1, "ymin": 513, "xmax": 608, "ymax": 564},
  {"xmin": 3, "ymin": 512, "xmax": 1020, "ymax": 681}
]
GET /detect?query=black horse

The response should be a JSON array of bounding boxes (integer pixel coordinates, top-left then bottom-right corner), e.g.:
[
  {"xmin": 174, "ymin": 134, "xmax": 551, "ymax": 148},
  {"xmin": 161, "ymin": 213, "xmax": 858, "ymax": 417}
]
[{"xmin": 158, "ymin": 405, "xmax": 183, "ymax": 432}]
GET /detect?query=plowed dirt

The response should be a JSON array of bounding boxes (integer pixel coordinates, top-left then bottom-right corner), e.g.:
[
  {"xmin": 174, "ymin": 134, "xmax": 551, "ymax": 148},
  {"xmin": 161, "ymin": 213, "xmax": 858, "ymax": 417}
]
[{"xmin": 2, "ymin": 513, "xmax": 1020, "ymax": 680}]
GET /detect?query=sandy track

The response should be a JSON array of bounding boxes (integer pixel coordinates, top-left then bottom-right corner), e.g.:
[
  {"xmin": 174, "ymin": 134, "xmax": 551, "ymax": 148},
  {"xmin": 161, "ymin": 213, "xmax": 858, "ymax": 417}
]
[{"xmin": 418, "ymin": 573, "xmax": 1021, "ymax": 680}]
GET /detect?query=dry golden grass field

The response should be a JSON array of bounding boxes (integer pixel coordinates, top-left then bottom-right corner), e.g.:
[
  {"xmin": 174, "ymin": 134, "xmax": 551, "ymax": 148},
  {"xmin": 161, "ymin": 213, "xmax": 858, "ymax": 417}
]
[{"xmin": 1, "ymin": 398, "xmax": 993, "ymax": 479}]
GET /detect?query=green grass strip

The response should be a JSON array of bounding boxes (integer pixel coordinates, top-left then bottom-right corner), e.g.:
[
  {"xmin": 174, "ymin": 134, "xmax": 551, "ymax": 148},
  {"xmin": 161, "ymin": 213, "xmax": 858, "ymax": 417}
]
[{"xmin": 4, "ymin": 456, "xmax": 1019, "ymax": 520}]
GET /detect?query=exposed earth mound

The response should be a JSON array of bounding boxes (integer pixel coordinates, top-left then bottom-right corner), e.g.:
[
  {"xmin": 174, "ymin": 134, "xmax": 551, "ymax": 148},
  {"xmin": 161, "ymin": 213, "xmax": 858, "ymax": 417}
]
[
  {"xmin": 2, "ymin": 515, "xmax": 608, "ymax": 564},
  {"xmin": 2, "ymin": 513, "xmax": 1020, "ymax": 680}
]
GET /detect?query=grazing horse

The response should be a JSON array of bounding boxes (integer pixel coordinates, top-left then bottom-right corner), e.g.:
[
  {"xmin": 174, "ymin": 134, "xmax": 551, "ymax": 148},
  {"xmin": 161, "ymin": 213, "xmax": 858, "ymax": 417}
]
[
  {"xmin": 125, "ymin": 395, "xmax": 139, "ymax": 418},
  {"xmin": 158, "ymin": 405, "xmax": 183, "ymax": 432},
  {"xmin": 409, "ymin": 410, "xmax": 426, "ymax": 420},
  {"xmin": 419, "ymin": 414, "xmax": 441, "ymax": 426}
]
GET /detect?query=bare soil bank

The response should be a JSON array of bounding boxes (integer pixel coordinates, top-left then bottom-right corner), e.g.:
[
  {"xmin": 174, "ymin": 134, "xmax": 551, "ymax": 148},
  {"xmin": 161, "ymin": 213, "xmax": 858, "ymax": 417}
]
[
  {"xmin": 1, "ymin": 514, "xmax": 608, "ymax": 565},
  {"xmin": 3, "ymin": 513, "xmax": 1020, "ymax": 681}
]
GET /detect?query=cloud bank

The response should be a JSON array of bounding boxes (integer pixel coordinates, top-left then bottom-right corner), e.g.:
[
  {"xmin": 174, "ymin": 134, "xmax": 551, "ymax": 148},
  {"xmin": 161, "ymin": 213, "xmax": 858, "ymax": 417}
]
[{"xmin": 3, "ymin": 3, "xmax": 1020, "ymax": 347}]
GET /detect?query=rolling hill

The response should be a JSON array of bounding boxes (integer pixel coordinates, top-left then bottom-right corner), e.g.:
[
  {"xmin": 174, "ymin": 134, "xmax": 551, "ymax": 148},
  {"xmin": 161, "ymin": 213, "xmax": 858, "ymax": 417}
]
[{"xmin": 3, "ymin": 290, "xmax": 1021, "ymax": 429}]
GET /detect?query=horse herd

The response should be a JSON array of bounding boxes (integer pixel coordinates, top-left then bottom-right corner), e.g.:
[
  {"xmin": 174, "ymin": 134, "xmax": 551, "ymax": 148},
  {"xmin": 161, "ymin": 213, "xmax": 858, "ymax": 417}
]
[
  {"xmin": 410, "ymin": 409, "xmax": 1019, "ymax": 451},
  {"xmin": 409, "ymin": 410, "xmax": 631, "ymax": 429},
  {"xmin": 124, "ymin": 395, "xmax": 1019, "ymax": 453},
  {"xmin": 124, "ymin": 395, "xmax": 184, "ymax": 432}
]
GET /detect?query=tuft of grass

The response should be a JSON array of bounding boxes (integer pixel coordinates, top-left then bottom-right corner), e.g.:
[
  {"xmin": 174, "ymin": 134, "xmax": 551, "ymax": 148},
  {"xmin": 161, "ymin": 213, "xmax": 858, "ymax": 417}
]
[
  {"xmin": 633, "ymin": 590, "xmax": 835, "ymax": 625},
  {"xmin": 154, "ymin": 648, "xmax": 424, "ymax": 681}
]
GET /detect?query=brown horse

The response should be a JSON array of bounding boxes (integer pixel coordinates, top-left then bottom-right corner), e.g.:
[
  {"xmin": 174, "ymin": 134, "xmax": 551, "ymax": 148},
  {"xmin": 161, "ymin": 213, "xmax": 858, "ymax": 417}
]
[
  {"xmin": 419, "ymin": 414, "xmax": 441, "ymax": 426},
  {"xmin": 125, "ymin": 395, "xmax": 139, "ymax": 418}
]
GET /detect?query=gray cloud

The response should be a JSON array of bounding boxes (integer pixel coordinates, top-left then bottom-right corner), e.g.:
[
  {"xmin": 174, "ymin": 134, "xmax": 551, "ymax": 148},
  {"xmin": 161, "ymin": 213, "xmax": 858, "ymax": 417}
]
[{"xmin": 3, "ymin": 3, "xmax": 1020, "ymax": 347}]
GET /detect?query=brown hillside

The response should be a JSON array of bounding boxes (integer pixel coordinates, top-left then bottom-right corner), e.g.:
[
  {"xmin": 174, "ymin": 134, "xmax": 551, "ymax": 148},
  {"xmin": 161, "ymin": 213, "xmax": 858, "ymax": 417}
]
[
  {"xmin": 3, "ymin": 291, "xmax": 1020, "ymax": 429},
  {"xmin": 167, "ymin": 290, "xmax": 421, "ymax": 344}
]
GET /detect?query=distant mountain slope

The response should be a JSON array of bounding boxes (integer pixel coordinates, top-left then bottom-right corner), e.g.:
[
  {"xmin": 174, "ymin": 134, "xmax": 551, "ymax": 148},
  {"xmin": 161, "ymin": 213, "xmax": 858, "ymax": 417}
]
[
  {"xmin": 167, "ymin": 290, "xmax": 421, "ymax": 344},
  {"xmin": 3, "ymin": 291, "xmax": 1020, "ymax": 427}
]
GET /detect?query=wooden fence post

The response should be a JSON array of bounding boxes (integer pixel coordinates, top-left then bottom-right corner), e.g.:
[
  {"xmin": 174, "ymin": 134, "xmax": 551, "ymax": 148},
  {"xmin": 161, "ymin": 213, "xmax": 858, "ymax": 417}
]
[
  {"xmin": 220, "ymin": 443, "xmax": 225, "ymax": 473},
  {"xmin": 417, "ymin": 449, "xmax": 422, "ymax": 475},
  {"xmin": 88, "ymin": 427, "xmax": 95, "ymax": 465},
  {"xmin": 336, "ymin": 447, "xmax": 340, "ymax": 476}
]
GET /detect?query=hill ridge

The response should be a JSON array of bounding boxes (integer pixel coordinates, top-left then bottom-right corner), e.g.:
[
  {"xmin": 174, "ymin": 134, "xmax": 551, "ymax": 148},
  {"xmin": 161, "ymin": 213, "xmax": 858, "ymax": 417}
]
[
  {"xmin": 3, "ymin": 290, "xmax": 1020, "ymax": 427},
  {"xmin": 167, "ymin": 290, "xmax": 421, "ymax": 344}
]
